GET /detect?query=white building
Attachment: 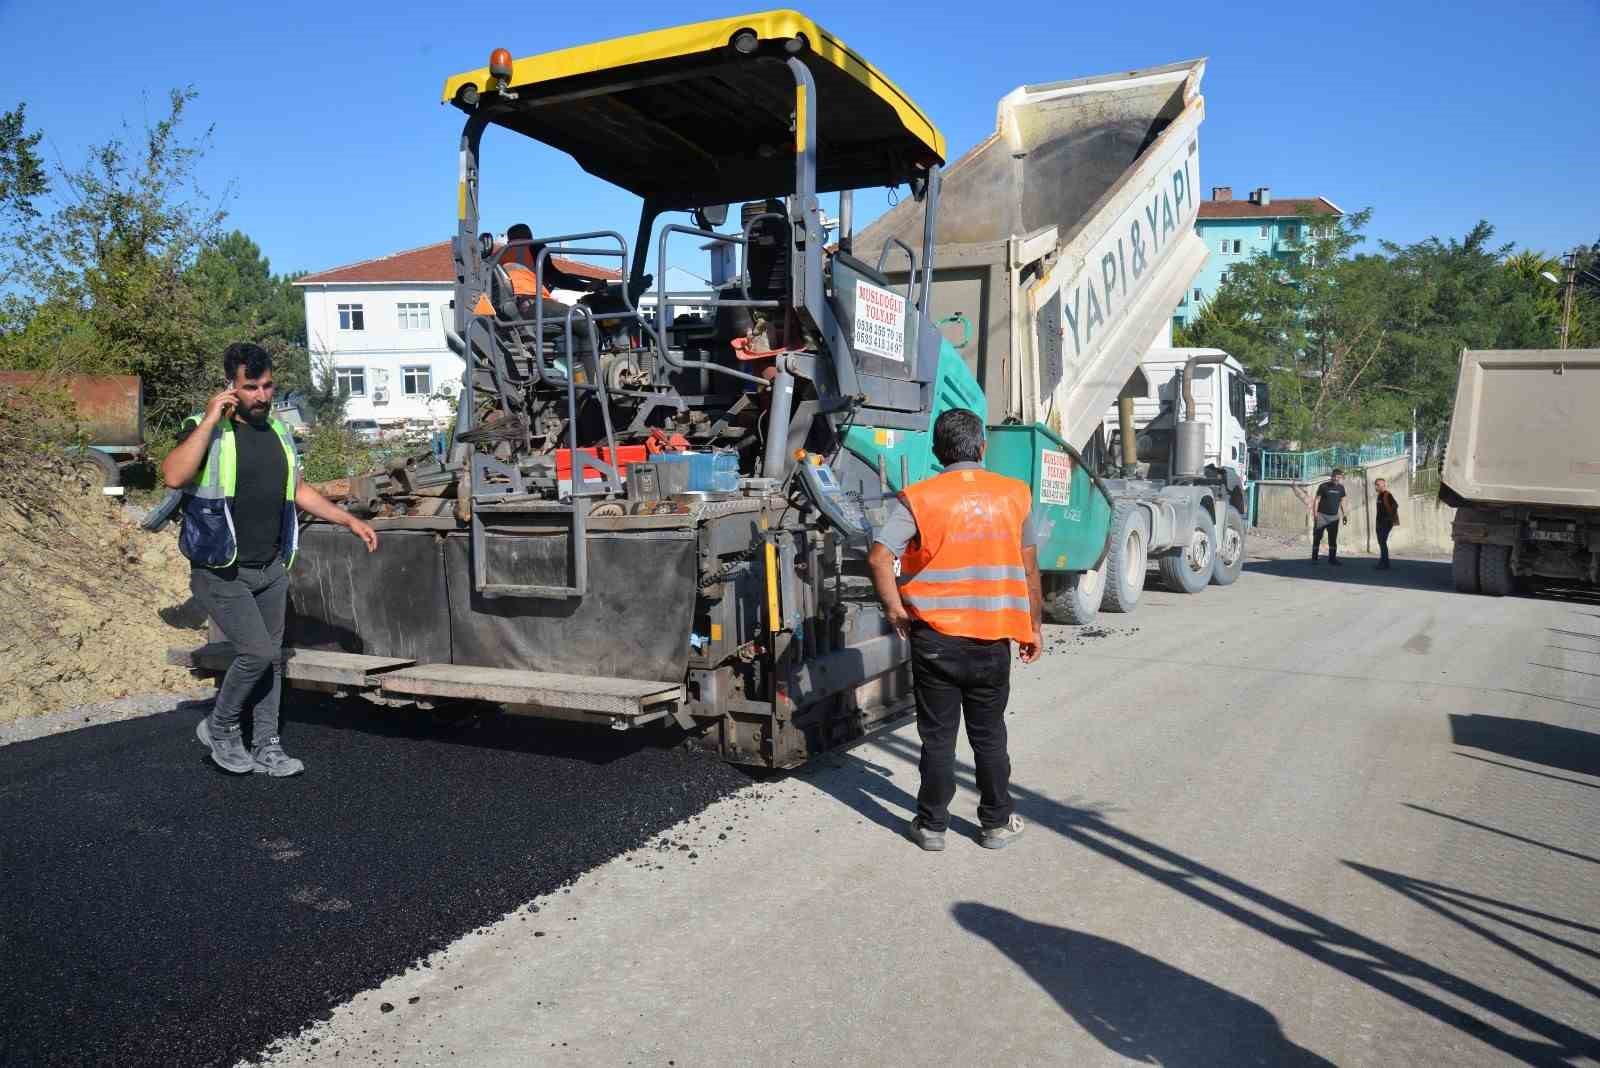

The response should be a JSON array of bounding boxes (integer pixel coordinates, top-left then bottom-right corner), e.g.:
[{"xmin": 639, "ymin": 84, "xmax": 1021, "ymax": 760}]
[{"xmin": 295, "ymin": 240, "xmax": 616, "ymax": 426}]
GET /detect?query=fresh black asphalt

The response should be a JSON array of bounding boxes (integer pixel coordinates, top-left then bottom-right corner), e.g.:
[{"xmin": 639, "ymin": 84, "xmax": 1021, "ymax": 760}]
[{"xmin": 0, "ymin": 697, "xmax": 748, "ymax": 1067}]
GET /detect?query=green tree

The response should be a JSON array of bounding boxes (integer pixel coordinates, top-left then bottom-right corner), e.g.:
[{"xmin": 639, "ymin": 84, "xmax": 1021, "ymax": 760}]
[
  {"xmin": 1, "ymin": 103, "xmax": 49, "ymax": 331},
  {"xmin": 187, "ymin": 230, "xmax": 312, "ymax": 395},
  {"xmin": 0, "ymin": 88, "xmax": 227, "ymax": 428}
]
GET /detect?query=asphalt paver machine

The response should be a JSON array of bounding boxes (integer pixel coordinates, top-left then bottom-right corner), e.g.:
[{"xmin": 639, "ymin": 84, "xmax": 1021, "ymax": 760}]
[{"xmin": 174, "ymin": 11, "xmax": 1113, "ymax": 768}]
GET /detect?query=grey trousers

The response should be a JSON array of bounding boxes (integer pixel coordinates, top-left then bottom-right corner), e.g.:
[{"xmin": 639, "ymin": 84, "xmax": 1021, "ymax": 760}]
[{"xmin": 190, "ymin": 560, "xmax": 288, "ymax": 748}]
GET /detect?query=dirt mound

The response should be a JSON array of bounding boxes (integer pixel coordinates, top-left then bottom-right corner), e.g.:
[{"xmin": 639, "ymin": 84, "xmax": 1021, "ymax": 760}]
[{"xmin": 0, "ymin": 388, "xmax": 207, "ymax": 721}]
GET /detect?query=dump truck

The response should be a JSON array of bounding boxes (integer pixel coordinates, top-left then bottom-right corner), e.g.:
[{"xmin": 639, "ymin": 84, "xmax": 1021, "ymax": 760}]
[
  {"xmin": 1441, "ymin": 348, "xmax": 1600, "ymax": 595},
  {"xmin": 0, "ymin": 372, "xmax": 143, "ymax": 491},
  {"xmin": 856, "ymin": 60, "xmax": 1251, "ymax": 624}
]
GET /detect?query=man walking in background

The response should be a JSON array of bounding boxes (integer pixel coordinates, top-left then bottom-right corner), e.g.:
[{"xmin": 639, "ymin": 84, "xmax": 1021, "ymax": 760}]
[
  {"xmin": 1309, "ymin": 468, "xmax": 1350, "ymax": 566},
  {"xmin": 162, "ymin": 342, "xmax": 379, "ymax": 777},
  {"xmin": 1374, "ymin": 477, "xmax": 1400, "ymax": 569},
  {"xmin": 868, "ymin": 409, "xmax": 1043, "ymax": 852}
]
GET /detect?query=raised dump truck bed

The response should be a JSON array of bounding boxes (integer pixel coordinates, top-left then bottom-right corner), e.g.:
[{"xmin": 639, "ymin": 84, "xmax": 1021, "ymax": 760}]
[
  {"xmin": 854, "ymin": 60, "xmax": 1247, "ymax": 624},
  {"xmin": 1441, "ymin": 348, "xmax": 1600, "ymax": 595}
]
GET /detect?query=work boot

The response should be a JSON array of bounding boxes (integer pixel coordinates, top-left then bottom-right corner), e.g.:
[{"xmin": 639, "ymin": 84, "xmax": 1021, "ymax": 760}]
[
  {"xmin": 907, "ymin": 817, "xmax": 946, "ymax": 852},
  {"xmin": 196, "ymin": 717, "xmax": 255, "ymax": 774},
  {"xmin": 251, "ymin": 739, "xmax": 305, "ymax": 778},
  {"xmin": 1330, "ymin": 558, "xmax": 1342, "ymax": 567},
  {"xmin": 980, "ymin": 814, "xmax": 1027, "ymax": 850}
]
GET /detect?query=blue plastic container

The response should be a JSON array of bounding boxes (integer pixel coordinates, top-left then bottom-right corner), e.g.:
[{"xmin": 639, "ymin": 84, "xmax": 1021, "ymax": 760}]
[{"xmin": 653, "ymin": 450, "xmax": 739, "ymax": 493}]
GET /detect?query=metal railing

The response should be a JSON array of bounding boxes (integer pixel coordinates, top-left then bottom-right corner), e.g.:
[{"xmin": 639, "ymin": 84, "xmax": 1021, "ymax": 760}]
[{"xmin": 1257, "ymin": 432, "xmax": 1407, "ymax": 481}]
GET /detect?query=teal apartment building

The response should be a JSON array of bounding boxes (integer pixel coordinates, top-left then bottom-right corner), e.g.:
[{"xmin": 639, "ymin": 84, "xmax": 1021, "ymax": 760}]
[{"xmin": 1174, "ymin": 186, "xmax": 1343, "ymax": 329}]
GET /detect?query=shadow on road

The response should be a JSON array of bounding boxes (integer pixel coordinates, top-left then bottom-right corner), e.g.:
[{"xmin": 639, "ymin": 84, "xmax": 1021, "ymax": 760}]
[
  {"xmin": 1402, "ymin": 803, "xmax": 1600, "ymax": 866},
  {"xmin": 814, "ymin": 730, "xmax": 1600, "ymax": 1064},
  {"xmin": 1450, "ymin": 713, "xmax": 1600, "ymax": 779},
  {"xmin": 952, "ymin": 903, "xmax": 1333, "ymax": 1066},
  {"xmin": 1244, "ymin": 557, "xmax": 1454, "ymax": 592},
  {"xmin": 1346, "ymin": 863, "xmax": 1600, "ymax": 1001}
]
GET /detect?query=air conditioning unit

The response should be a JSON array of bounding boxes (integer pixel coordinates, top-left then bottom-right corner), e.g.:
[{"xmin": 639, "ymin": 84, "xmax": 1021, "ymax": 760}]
[{"xmin": 372, "ymin": 388, "xmax": 389, "ymax": 404}]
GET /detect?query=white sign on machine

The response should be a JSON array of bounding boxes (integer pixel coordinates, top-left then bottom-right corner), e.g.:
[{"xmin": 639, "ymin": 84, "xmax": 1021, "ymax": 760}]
[
  {"xmin": 1040, "ymin": 448, "xmax": 1073, "ymax": 505},
  {"xmin": 853, "ymin": 279, "xmax": 907, "ymax": 362}
]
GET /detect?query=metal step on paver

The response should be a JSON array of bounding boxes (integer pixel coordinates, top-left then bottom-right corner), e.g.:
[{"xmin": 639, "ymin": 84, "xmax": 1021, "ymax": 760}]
[
  {"xmin": 167, "ymin": 643, "xmax": 416, "ymax": 687},
  {"xmin": 375, "ymin": 663, "xmax": 685, "ymax": 729}
]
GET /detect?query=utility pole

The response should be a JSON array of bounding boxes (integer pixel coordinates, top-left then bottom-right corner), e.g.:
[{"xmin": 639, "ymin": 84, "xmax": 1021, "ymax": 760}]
[{"xmin": 1559, "ymin": 248, "xmax": 1578, "ymax": 350}]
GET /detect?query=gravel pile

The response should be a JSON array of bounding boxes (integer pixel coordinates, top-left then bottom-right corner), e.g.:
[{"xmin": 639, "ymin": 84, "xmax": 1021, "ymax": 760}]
[{"xmin": 0, "ymin": 696, "xmax": 748, "ymax": 1066}]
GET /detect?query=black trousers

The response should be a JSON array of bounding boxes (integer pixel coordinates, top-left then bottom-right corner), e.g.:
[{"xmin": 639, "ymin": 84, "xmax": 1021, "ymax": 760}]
[
  {"xmin": 1377, "ymin": 522, "xmax": 1392, "ymax": 565},
  {"xmin": 910, "ymin": 624, "xmax": 1014, "ymax": 831},
  {"xmin": 1312, "ymin": 517, "xmax": 1340, "ymax": 560}
]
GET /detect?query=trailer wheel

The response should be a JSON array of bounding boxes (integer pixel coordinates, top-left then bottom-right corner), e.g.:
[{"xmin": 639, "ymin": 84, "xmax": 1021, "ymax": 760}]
[
  {"xmin": 1210, "ymin": 506, "xmax": 1246, "ymax": 586},
  {"xmin": 1044, "ymin": 568, "xmax": 1104, "ymax": 625},
  {"xmin": 1159, "ymin": 508, "xmax": 1216, "ymax": 594},
  {"xmin": 73, "ymin": 448, "xmax": 122, "ymax": 490},
  {"xmin": 1451, "ymin": 542, "xmax": 1481, "ymax": 594},
  {"xmin": 1479, "ymin": 544, "xmax": 1514, "ymax": 597},
  {"xmin": 1101, "ymin": 502, "xmax": 1149, "ymax": 614}
]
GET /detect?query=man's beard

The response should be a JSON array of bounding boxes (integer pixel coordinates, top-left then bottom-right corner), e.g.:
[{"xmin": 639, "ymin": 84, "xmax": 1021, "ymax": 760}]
[{"xmin": 241, "ymin": 402, "xmax": 271, "ymax": 425}]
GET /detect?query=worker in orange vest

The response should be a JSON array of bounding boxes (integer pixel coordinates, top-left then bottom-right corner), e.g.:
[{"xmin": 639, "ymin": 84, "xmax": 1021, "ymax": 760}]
[
  {"xmin": 471, "ymin": 222, "xmax": 605, "ymax": 319},
  {"xmin": 868, "ymin": 408, "xmax": 1043, "ymax": 852}
]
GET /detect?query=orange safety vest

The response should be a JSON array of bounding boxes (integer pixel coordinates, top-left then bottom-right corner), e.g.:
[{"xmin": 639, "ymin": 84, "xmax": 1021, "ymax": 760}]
[
  {"xmin": 472, "ymin": 259, "xmax": 552, "ymax": 316},
  {"xmin": 898, "ymin": 467, "xmax": 1034, "ymax": 643}
]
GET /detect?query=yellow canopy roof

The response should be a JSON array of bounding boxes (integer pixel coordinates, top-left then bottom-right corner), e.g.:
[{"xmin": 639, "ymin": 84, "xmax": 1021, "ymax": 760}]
[{"xmin": 441, "ymin": 10, "xmax": 946, "ymax": 208}]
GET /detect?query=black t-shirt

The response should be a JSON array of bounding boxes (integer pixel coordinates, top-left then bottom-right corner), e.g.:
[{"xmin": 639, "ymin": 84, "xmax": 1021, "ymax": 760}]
[
  {"xmin": 176, "ymin": 417, "xmax": 288, "ymax": 567},
  {"xmin": 1314, "ymin": 481, "xmax": 1347, "ymax": 516}
]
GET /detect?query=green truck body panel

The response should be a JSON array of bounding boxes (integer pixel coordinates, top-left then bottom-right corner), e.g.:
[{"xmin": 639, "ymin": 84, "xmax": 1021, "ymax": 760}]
[
  {"xmin": 983, "ymin": 424, "xmax": 1114, "ymax": 574},
  {"xmin": 844, "ymin": 342, "xmax": 1114, "ymax": 574},
  {"xmin": 841, "ymin": 339, "xmax": 987, "ymax": 491}
]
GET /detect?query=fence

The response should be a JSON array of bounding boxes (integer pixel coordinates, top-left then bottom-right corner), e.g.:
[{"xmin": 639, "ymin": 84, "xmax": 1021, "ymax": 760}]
[
  {"xmin": 1257, "ymin": 432, "xmax": 1408, "ymax": 482},
  {"xmin": 1410, "ymin": 464, "xmax": 1441, "ymax": 499}
]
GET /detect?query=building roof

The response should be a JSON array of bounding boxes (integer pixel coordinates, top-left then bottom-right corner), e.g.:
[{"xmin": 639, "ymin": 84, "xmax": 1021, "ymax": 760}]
[
  {"xmin": 295, "ymin": 240, "xmax": 619, "ymax": 286},
  {"xmin": 1197, "ymin": 197, "xmax": 1343, "ymax": 221}
]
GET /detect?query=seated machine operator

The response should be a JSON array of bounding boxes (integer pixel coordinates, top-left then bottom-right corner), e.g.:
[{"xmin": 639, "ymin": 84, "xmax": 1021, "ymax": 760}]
[{"xmin": 472, "ymin": 222, "xmax": 608, "ymax": 321}]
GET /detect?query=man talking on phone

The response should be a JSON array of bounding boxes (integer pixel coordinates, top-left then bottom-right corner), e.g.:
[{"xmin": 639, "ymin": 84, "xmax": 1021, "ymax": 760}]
[{"xmin": 162, "ymin": 342, "xmax": 379, "ymax": 776}]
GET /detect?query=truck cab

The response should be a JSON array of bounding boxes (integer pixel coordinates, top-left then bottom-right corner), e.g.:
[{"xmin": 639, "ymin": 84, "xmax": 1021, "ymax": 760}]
[{"xmin": 1102, "ymin": 348, "xmax": 1252, "ymax": 485}]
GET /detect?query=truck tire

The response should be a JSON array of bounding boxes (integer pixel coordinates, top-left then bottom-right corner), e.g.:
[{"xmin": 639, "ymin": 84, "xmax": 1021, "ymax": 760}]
[
  {"xmin": 1159, "ymin": 508, "xmax": 1216, "ymax": 595},
  {"xmin": 1101, "ymin": 502, "xmax": 1149, "ymax": 614},
  {"xmin": 1479, "ymin": 544, "xmax": 1514, "ymax": 597},
  {"xmin": 1451, "ymin": 542, "xmax": 1481, "ymax": 594},
  {"xmin": 73, "ymin": 448, "xmax": 122, "ymax": 489},
  {"xmin": 1044, "ymin": 568, "xmax": 1104, "ymax": 625},
  {"xmin": 1210, "ymin": 506, "xmax": 1246, "ymax": 586}
]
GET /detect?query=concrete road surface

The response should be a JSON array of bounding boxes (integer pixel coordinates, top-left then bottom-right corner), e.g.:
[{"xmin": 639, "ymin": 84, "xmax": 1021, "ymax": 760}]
[{"xmin": 264, "ymin": 554, "xmax": 1600, "ymax": 1067}]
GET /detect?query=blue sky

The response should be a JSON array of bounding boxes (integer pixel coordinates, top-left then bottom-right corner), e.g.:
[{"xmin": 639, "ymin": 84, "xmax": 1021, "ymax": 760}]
[{"xmin": 3, "ymin": 0, "xmax": 1596, "ymax": 279}]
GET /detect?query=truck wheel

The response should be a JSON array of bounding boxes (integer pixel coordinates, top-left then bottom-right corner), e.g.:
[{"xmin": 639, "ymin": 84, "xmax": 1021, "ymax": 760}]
[
  {"xmin": 73, "ymin": 448, "xmax": 122, "ymax": 490},
  {"xmin": 1210, "ymin": 506, "xmax": 1246, "ymax": 586},
  {"xmin": 1451, "ymin": 542, "xmax": 1481, "ymax": 594},
  {"xmin": 1044, "ymin": 568, "xmax": 1104, "ymax": 625},
  {"xmin": 1101, "ymin": 502, "xmax": 1149, "ymax": 614},
  {"xmin": 1159, "ymin": 508, "xmax": 1216, "ymax": 594},
  {"xmin": 1479, "ymin": 544, "xmax": 1514, "ymax": 597}
]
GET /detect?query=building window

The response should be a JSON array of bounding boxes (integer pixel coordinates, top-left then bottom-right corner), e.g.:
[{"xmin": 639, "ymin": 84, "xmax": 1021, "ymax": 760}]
[
  {"xmin": 402, "ymin": 366, "xmax": 432, "ymax": 396},
  {"xmin": 397, "ymin": 302, "xmax": 431, "ymax": 330},
  {"xmin": 1221, "ymin": 239, "xmax": 1243, "ymax": 255},
  {"xmin": 1259, "ymin": 225, "xmax": 1269, "ymax": 239},
  {"xmin": 335, "ymin": 367, "xmax": 366, "ymax": 397},
  {"xmin": 1193, "ymin": 288, "xmax": 1203, "ymax": 303},
  {"xmin": 1283, "ymin": 224, "xmax": 1300, "ymax": 243},
  {"xmin": 337, "ymin": 303, "xmax": 365, "ymax": 331}
]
